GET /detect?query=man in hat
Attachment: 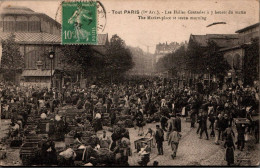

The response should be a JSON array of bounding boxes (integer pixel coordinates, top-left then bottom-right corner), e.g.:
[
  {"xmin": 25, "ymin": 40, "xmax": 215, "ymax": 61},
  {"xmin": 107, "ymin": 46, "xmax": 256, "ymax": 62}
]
[
  {"xmin": 166, "ymin": 114, "xmax": 176, "ymax": 141},
  {"xmin": 175, "ymin": 113, "xmax": 181, "ymax": 132},
  {"xmin": 155, "ymin": 125, "xmax": 164, "ymax": 155},
  {"xmin": 99, "ymin": 130, "xmax": 111, "ymax": 148},
  {"xmin": 168, "ymin": 127, "xmax": 182, "ymax": 159},
  {"xmin": 200, "ymin": 111, "xmax": 209, "ymax": 140}
]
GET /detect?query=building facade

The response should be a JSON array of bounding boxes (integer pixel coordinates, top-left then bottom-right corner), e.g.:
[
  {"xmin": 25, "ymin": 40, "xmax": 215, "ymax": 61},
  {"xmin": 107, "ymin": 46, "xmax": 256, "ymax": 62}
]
[
  {"xmin": 220, "ymin": 23, "xmax": 259, "ymax": 86},
  {"xmin": 186, "ymin": 34, "xmax": 240, "ymax": 89},
  {"xmin": 0, "ymin": 6, "xmax": 109, "ymax": 89}
]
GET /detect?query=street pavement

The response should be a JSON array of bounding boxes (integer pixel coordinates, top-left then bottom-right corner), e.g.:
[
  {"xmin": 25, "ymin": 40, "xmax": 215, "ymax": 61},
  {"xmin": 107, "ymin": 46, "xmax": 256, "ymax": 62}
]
[
  {"xmin": 0, "ymin": 118, "xmax": 259, "ymax": 166},
  {"xmin": 127, "ymin": 118, "xmax": 260, "ymax": 166}
]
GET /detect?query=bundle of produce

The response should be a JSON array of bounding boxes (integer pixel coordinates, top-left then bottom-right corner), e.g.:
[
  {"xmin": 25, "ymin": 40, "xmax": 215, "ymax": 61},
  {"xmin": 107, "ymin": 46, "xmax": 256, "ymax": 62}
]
[
  {"xmin": 152, "ymin": 112, "xmax": 161, "ymax": 122},
  {"xmin": 118, "ymin": 115, "xmax": 130, "ymax": 120},
  {"xmin": 116, "ymin": 120, "xmax": 125, "ymax": 127},
  {"xmin": 59, "ymin": 148, "xmax": 76, "ymax": 160},
  {"xmin": 145, "ymin": 116, "xmax": 153, "ymax": 123},
  {"xmin": 96, "ymin": 148, "xmax": 115, "ymax": 164},
  {"xmin": 82, "ymin": 131, "xmax": 95, "ymax": 137},
  {"xmin": 124, "ymin": 119, "xmax": 134, "ymax": 128}
]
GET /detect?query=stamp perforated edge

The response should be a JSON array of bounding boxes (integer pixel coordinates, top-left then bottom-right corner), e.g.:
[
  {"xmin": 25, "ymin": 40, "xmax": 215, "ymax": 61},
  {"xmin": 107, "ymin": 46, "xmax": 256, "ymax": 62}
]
[{"xmin": 60, "ymin": 0, "xmax": 98, "ymax": 45}]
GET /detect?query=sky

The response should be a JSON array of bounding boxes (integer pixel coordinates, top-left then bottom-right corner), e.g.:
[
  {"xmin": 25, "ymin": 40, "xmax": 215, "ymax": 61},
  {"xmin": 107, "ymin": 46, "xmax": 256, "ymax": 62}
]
[{"xmin": 0, "ymin": 0, "xmax": 259, "ymax": 53}]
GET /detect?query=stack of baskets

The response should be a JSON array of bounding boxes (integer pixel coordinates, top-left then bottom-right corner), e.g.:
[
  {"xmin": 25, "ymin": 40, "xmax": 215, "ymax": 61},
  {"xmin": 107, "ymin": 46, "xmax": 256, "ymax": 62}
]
[{"xmin": 19, "ymin": 135, "xmax": 41, "ymax": 166}]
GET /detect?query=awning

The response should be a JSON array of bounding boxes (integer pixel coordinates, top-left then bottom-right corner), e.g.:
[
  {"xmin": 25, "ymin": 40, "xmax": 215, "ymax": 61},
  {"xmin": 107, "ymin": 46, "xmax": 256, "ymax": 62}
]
[{"xmin": 21, "ymin": 69, "xmax": 55, "ymax": 77}]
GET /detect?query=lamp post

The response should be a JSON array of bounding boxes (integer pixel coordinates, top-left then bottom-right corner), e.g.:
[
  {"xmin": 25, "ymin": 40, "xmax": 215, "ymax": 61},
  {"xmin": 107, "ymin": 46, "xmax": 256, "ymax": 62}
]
[{"xmin": 49, "ymin": 51, "xmax": 55, "ymax": 89}]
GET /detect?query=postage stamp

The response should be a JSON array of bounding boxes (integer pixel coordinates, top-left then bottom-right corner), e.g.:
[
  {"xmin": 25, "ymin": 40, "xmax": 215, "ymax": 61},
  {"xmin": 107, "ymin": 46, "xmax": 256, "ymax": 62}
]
[{"xmin": 62, "ymin": 1, "xmax": 97, "ymax": 45}]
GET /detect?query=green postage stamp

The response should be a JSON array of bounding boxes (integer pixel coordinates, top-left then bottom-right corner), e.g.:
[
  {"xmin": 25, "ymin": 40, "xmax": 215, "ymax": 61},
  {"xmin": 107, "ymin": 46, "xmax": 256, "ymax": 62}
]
[{"xmin": 62, "ymin": 1, "xmax": 97, "ymax": 45}]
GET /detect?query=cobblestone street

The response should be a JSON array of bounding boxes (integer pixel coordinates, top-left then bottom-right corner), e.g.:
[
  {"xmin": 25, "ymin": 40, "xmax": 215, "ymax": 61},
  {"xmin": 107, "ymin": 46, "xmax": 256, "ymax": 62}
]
[
  {"xmin": 127, "ymin": 118, "xmax": 260, "ymax": 166},
  {"xmin": 1, "ymin": 117, "xmax": 260, "ymax": 166}
]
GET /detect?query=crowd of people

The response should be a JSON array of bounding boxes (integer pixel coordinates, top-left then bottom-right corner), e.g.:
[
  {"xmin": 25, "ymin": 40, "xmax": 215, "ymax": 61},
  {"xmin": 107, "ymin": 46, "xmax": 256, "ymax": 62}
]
[{"xmin": 0, "ymin": 77, "xmax": 259, "ymax": 166}]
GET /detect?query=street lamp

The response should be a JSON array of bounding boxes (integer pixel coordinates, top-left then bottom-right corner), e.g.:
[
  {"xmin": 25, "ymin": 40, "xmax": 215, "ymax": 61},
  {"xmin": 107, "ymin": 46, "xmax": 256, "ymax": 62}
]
[{"xmin": 49, "ymin": 51, "xmax": 55, "ymax": 89}]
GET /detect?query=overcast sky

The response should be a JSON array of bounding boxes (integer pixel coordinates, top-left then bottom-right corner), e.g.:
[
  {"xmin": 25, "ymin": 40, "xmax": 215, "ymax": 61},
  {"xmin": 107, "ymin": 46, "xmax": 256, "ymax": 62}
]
[{"xmin": 0, "ymin": 0, "xmax": 259, "ymax": 53}]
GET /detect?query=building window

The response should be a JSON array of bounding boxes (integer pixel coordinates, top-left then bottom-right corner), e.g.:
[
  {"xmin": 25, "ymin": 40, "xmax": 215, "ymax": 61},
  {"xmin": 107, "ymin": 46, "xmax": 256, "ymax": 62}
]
[
  {"xmin": 3, "ymin": 16, "xmax": 15, "ymax": 32},
  {"xmin": 16, "ymin": 16, "xmax": 28, "ymax": 32},
  {"xmin": 28, "ymin": 16, "xmax": 40, "ymax": 32}
]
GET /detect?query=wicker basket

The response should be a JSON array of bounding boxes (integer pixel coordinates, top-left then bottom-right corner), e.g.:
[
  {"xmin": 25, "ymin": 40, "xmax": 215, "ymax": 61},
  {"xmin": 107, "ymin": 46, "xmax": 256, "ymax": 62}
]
[{"xmin": 20, "ymin": 142, "xmax": 39, "ymax": 165}]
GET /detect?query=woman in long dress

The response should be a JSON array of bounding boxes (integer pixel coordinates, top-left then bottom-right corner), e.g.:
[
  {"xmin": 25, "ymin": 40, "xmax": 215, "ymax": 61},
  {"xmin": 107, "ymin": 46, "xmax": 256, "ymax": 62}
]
[{"xmin": 224, "ymin": 134, "xmax": 235, "ymax": 166}]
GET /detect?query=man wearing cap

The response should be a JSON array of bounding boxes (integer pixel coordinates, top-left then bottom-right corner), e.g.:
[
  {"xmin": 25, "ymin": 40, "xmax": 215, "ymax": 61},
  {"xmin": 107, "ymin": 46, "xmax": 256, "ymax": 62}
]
[
  {"xmin": 175, "ymin": 113, "xmax": 181, "ymax": 132},
  {"xmin": 99, "ymin": 130, "xmax": 111, "ymax": 148},
  {"xmin": 168, "ymin": 127, "xmax": 182, "ymax": 159},
  {"xmin": 155, "ymin": 125, "xmax": 164, "ymax": 155},
  {"xmin": 200, "ymin": 111, "xmax": 209, "ymax": 140},
  {"xmin": 166, "ymin": 115, "xmax": 176, "ymax": 141}
]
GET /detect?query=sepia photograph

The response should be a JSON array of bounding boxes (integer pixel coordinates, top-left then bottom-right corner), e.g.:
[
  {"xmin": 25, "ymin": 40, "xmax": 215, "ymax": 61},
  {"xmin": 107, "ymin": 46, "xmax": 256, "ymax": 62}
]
[{"xmin": 0, "ymin": 0, "xmax": 259, "ymax": 166}]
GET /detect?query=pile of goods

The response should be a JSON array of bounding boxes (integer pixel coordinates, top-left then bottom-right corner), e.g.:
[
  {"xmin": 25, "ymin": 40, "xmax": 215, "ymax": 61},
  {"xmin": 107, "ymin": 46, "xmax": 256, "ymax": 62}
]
[
  {"xmin": 145, "ymin": 112, "xmax": 161, "ymax": 123},
  {"xmin": 95, "ymin": 148, "xmax": 115, "ymax": 164},
  {"xmin": 115, "ymin": 115, "xmax": 134, "ymax": 128}
]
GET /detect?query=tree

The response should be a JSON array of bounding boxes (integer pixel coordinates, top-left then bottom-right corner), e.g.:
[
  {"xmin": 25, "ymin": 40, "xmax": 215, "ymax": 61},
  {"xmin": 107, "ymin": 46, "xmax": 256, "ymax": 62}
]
[
  {"xmin": 186, "ymin": 40, "xmax": 207, "ymax": 74},
  {"xmin": 105, "ymin": 34, "xmax": 134, "ymax": 82},
  {"xmin": 155, "ymin": 45, "xmax": 187, "ymax": 78},
  {"xmin": 206, "ymin": 40, "xmax": 231, "ymax": 79},
  {"xmin": 187, "ymin": 40, "xmax": 231, "ymax": 79},
  {"xmin": 1, "ymin": 34, "xmax": 24, "ymax": 82}
]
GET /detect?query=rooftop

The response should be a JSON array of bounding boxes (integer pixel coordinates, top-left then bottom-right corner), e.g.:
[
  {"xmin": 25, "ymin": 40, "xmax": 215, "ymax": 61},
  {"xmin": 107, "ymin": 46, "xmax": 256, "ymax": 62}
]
[
  {"xmin": 0, "ymin": 6, "xmax": 35, "ymax": 15},
  {"xmin": 236, "ymin": 23, "xmax": 260, "ymax": 33},
  {"xmin": 0, "ymin": 32, "xmax": 61, "ymax": 44},
  {"xmin": 0, "ymin": 6, "xmax": 61, "ymax": 27},
  {"xmin": 0, "ymin": 32, "xmax": 109, "ymax": 45},
  {"xmin": 190, "ymin": 34, "xmax": 240, "ymax": 48}
]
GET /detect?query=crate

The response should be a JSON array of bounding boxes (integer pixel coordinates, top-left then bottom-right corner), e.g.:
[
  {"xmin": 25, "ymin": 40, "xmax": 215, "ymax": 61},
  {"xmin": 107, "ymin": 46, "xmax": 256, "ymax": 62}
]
[
  {"xmin": 20, "ymin": 142, "xmax": 39, "ymax": 165},
  {"xmin": 64, "ymin": 135, "xmax": 74, "ymax": 146},
  {"xmin": 134, "ymin": 138, "xmax": 152, "ymax": 152},
  {"xmin": 24, "ymin": 135, "xmax": 41, "ymax": 143}
]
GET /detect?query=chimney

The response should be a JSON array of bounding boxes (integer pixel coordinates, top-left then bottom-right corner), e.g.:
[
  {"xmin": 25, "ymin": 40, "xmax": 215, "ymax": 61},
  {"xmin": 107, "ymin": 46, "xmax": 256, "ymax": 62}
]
[{"xmin": 36, "ymin": 60, "xmax": 43, "ymax": 70}]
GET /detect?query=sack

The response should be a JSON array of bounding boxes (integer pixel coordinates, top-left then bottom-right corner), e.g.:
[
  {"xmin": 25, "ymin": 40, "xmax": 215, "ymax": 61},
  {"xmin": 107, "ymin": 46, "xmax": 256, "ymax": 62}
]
[
  {"xmin": 59, "ymin": 148, "xmax": 76, "ymax": 160},
  {"xmin": 40, "ymin": 113, "xmax": 47, "ymax": 119},
  {"xmin": 245, "ymin": 133, "xmax": 249, "ymax": 142}
]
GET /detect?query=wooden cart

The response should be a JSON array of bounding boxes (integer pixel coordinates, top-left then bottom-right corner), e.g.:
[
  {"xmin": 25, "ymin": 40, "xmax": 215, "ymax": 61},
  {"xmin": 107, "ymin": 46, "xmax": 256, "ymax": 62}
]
[{"xmin": 134, "ymin": 138, "xmax": 152, "ymax": 153}]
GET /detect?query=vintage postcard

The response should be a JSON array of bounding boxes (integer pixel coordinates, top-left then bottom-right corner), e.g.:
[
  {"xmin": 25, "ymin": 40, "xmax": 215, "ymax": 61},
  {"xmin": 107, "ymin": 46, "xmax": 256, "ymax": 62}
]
[{"xmin": 0, "ymin": 0, "xmax": 259, "ymax": 167}]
